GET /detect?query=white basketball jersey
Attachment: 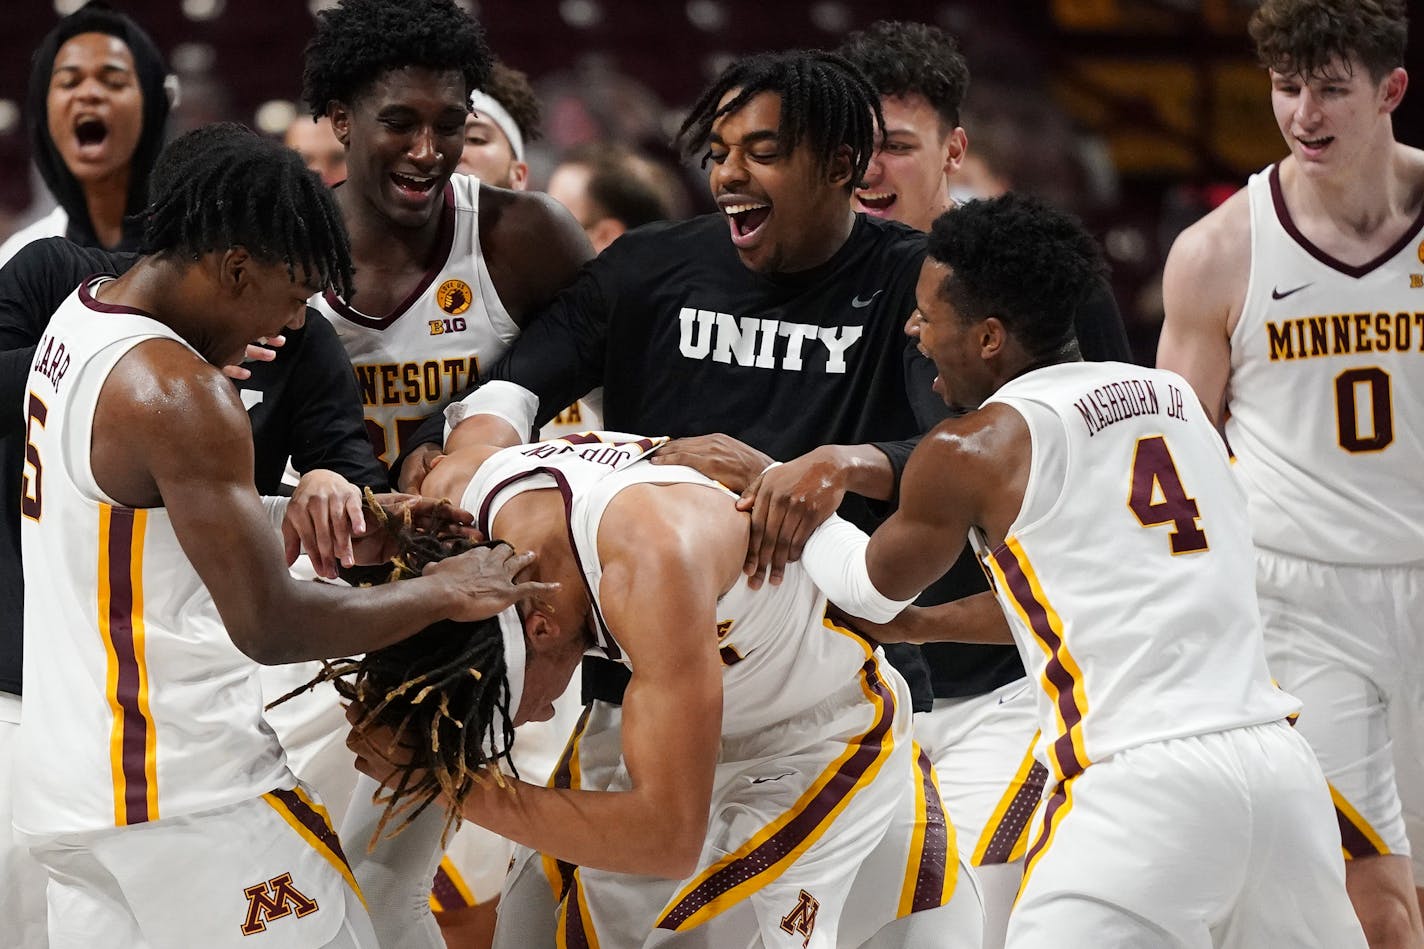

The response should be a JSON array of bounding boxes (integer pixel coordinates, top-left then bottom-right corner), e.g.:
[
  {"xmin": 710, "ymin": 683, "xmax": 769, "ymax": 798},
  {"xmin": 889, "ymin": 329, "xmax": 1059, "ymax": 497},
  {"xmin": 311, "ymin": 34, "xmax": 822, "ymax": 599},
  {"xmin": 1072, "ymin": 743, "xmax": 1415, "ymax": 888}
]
[
  {"xmin": 311, "ymin": 174, "xmax": 519, "ymax": 466},
  {"xmin": 975, "ymin": 362, "xmax": 1298, "ymax": 783},
  {"xmin": 1228, "ymin": 164, "xmax": 1424, "ymax": 564},
  {"xmin": 16, "ymin": 279, "xmax": 291, "ymax": 839},
  {"xmin": 463, "ymin": 433, "xmax": 877, "ymax": 734}
]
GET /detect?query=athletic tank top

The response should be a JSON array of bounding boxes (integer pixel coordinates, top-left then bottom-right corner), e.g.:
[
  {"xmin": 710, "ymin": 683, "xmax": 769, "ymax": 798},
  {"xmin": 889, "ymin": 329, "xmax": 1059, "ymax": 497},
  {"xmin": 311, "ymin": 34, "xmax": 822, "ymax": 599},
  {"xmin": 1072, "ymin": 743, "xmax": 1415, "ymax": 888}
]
[
  {"xmin": 16, "ymin": 278, "xmax": 290, "ymax": 838},
  {"xmin": 976, "ymin": 362, "xmax": 1298, "ymax": 782},
  {"xmin": 312, "ymin": 174, "xmax": 519, "ymax": 466},
  {"xmin": 1228, "ymin": 164, "xmax": 1424, "ymax": 564},
  {"xmin": 462, "ymin": 433, "xmax": 879, "ymax": 735}
]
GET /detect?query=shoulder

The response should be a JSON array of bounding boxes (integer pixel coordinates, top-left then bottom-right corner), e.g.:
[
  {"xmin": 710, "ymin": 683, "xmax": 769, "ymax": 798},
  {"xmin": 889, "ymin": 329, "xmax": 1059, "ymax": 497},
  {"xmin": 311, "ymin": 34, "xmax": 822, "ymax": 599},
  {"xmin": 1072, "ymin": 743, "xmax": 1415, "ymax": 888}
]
[
  {"xmin": 855, "ymin": 214, "xmax": 927, "ymax": 262},
  {"xmin": 1163, "ymin": 186, "xmax": 1251, "ymax": 316},
  {"xmin": 477, "ymin": 184, "xmax": 593, "ymax": 320},
  {"xmin": 111, "ymin": 338, "xmax": 248, "ymax": 436},
  {"xmin": 597, "ymin": 481, "xmax": 745, "ymax": 591},
  {"xmin": 921, "ymin": 402, "xmax": 1028, "ymax": 471},
  {"xmin": 1397, "ymin": 143, "xmax": 1424, "ymax": 211}
]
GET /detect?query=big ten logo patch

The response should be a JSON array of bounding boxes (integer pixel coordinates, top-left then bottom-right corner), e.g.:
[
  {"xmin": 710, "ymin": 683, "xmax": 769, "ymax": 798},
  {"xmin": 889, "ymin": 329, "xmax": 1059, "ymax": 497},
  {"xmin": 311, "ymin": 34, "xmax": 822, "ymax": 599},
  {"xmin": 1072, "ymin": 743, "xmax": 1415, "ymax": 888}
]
[
  {"xmin": 779, "ymin": 889, "xmax": 819, "ymax": 948},
  {"xmin": 429, "ymin": 316, "xmax": 468, "ymax": 335},
  {"xmin": 436, "ymin": 278, "xmax": 473, "ymax": 316},
  {"xmin": 1411, "ymin": 274, "xmax": 1422, "ymax": 289},
  {"xmin": 241, "ymin": 873, "xmax": 318, "ymax": 936}
]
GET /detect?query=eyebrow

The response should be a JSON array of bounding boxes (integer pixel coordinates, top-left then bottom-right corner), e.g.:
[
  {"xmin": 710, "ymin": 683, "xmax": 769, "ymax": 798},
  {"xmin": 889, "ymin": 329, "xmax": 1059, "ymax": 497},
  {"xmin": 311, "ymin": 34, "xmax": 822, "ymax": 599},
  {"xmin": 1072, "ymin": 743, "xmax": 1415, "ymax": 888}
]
[
  {"xmin": 708, "ymin": 128, "xmax": 780, "ymax": 147},
  {"xmin": 53, "ymin": 62, "xmax": 132, "ymax": 76}
]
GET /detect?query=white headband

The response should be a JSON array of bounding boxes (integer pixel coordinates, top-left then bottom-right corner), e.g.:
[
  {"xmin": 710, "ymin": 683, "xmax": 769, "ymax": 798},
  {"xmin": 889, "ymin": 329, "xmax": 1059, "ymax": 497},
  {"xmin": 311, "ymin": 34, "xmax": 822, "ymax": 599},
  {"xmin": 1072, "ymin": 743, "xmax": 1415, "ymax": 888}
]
[
  {"xmin": 469, "ymin": 90, "xmax": 525, "ymax": 163},
  {"xmin": 497, "ymin": 605, "xmax": 527, "ymax": 725}
]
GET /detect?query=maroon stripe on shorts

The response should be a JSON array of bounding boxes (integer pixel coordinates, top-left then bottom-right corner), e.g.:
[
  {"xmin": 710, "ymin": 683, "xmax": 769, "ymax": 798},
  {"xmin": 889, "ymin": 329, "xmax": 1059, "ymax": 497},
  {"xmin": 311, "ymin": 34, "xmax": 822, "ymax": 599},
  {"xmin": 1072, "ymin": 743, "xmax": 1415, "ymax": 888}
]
[
  {"xmin": 992, "ymin": 548, "xmax": 1086, "ymax": 779},
  {"xmin": 270, "ymin": 788, "xmax": 352, "ymax": 872},
  {"xmin": 562, "ymin": 874, "xmax": 593, "ymax": 949},
  {"xmin": 910, "ymin": 747, "xmax": 950, "ymax": 911},
  {"xmin": 431, "ymin": 864, "xmax": 474, "ymax": 909},
  {"xmin": 981, "ymin": 760, "xmax": 1049, "ymax": 865},
  {"xmin": 106, "ymin": 508, "xmax": 152, "ymax": 826},
  {"xmin": 1336, "ymin": 805, "xmax": 1387, "ymax": 859},
  {"xmin": 657, "ymin": 659, "xmax": 896, "ymax": 930}
]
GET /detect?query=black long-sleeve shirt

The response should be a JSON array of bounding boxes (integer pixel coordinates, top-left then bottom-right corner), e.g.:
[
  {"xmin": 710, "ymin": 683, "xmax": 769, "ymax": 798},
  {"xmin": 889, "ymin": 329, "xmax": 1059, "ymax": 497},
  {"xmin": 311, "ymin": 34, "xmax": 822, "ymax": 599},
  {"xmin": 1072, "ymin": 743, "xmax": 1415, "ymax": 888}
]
[{"xmin": 0, "ymin": 237, "xmax": 385, "ymax": 695}]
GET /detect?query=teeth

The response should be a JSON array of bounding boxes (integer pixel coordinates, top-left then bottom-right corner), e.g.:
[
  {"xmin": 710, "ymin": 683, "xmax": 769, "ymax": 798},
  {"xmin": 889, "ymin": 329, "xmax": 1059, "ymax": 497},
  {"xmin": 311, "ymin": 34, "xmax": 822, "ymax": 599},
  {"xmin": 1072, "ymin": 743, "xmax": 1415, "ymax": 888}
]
[
  {"xmin": 722, "ymin": 203, "xmax": 768, "ymax": 215},
  {"xmin": 857, "ymin": 191, "xmax": 894, "ymax": 200}
]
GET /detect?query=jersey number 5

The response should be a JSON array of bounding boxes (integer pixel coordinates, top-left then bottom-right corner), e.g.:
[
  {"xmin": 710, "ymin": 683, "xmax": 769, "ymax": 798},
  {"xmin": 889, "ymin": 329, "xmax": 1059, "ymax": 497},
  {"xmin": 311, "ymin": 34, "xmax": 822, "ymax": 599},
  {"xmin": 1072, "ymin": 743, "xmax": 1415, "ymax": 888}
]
[
  {"xmin": 22, "ymin": 393, "xmax": 47, "ymax": 521},
  {"xmin": 1128, "ymin": 435, "xmax": 1208, "ymax": 554}
]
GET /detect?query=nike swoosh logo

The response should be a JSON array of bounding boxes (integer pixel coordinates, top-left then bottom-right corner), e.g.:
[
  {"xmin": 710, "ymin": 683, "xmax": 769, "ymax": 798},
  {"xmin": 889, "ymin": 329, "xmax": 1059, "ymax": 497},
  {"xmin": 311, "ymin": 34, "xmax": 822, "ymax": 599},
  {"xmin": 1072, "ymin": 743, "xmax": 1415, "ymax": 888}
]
[
  {"xmin": 750, "ymin": 772, "xmax": 796, "ymax": 785},
  {"xmin": 1271, "ymin": 283, "xmax": 1312, "ymax": 300},
  {"xmin": 851, "ymin": 290, "xmax": 882, "ymax": 308}
]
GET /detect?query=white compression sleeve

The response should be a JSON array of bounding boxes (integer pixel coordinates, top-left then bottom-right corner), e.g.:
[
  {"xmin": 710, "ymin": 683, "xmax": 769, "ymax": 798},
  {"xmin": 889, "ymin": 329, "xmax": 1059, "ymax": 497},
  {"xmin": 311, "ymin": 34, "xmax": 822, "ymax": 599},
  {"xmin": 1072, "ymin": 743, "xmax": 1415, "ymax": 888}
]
[
  {"xmin": 799, "ymin": 515, "xmax": 918, "ymax": 623},
  {"xmin": 444, "ymin": 381, "xmax": 539, "ymax": 445},
  {"xmin": 260, "ymin": 495, "xmax": 290, "ymax": 536},
  {"xmin": 340, "ymin": 773, "xmax": 447, "ymax": 949}
]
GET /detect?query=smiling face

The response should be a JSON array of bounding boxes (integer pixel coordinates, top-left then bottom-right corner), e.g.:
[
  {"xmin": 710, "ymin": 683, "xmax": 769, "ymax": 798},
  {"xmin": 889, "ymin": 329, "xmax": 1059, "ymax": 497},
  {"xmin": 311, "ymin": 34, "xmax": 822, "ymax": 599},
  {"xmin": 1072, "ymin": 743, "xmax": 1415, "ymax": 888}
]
[
  {"xmin": 331, "ymin": 66, "xmax": 468, "ymax": 229},
  {"xmin": 855, "ymin": 93, "xmax": 962, "ymax": 232},
  {"xmin": 906, "ymin": 257, "xmax": 996, "ymax": 410},
  {"xmin": 46, "ymin": 32, "xmax": 144, "ymax": 187},
  {"xmin": 1269, "ymin": 55, "xmax": 1405, "ymax": 178},
  {"xmin": 208, "ymin": 251, "xmax": 314, "ymax": 366},
  {"xmin": 706, "ymin": 90, "xmax": 853, "ymax": 274},
  {"xmin": 456, "ymin": 112, "xmax": 525, "ymax": 189}
]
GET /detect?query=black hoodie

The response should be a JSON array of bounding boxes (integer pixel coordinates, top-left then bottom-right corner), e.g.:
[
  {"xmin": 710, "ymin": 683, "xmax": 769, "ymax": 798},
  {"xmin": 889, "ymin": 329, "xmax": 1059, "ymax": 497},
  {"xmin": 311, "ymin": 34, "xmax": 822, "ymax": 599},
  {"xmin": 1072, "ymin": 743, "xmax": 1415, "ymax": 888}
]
[{"xmin": 25, "ymin": 1, "xmax": 170, "ymax": 252}]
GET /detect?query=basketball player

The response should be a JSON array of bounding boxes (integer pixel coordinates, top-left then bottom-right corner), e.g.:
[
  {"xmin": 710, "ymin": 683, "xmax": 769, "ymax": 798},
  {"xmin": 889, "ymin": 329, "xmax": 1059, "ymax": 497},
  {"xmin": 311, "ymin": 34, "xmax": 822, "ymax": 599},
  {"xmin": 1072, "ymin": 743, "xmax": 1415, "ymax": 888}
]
[
  {"xmin": 1157, "ymin": 2, "xmax": 1424, "ymax": 945},
  {"xmin": 301, "ymin": 0, "xmax": 590, "ymax": 473},
  {"xmin": 457, "ymin": 61, "xmax": 541, "ymax": 191},
  {"xmin": 300, "ymin": 2, "xmax": 591, "ymax": 942},
  {"xmin": 14, "ymin": 125, "xmax": 552, "ymax": 949},
  {"xmin": 355, "ymin": 429, "xmax": 978, "ymax": 949},
  {"xmin": 850, "ymin": 192, "xmax": 1365, "ymax": 947},
  {"xmin": 392, "ymin": 48, "xmax": 975, "ymax": 946}
]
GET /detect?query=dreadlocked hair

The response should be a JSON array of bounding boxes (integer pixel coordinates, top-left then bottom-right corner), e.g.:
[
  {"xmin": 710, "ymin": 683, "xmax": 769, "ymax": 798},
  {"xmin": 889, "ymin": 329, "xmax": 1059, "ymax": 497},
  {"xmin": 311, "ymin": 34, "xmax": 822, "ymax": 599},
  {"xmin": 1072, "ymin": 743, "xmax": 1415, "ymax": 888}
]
[
  {"xmin": 141, "ymin": 123, "xmax": 354, "ymax": 299},
  {"xmin": 675, "ymin": 50, "xmax": 883, "ymax": 190},
  {"xmin": 302, "ymin": 0, "xmax": 492, "ymax": 119},
  {"xmin": 269, "ymin": 491, "xmax": 516, "ymax": 847}
]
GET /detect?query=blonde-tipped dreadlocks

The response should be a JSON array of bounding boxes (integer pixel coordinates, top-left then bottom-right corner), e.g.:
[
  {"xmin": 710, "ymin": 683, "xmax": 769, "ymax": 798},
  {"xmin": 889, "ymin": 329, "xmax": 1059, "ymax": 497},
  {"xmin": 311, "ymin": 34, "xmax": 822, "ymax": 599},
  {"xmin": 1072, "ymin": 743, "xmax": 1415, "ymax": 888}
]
[{"xmin": 271, "ymin": 492, "xmax": 517, "ymax": 846}]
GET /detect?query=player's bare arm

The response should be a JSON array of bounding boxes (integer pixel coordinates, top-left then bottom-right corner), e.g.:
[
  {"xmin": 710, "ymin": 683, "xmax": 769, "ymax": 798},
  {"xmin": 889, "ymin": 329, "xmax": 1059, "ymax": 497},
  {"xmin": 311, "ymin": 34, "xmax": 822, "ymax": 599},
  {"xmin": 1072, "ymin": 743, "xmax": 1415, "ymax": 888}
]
[
  {"xmin": 1157, "ymin": 190, "xmax": 1251, "ymax": 427},
  {"xmin": 92, "ymin": 340, "xmax": 555, "ymax": 664},
  {"xmin": 655, "ymin": 435, "xmax": 897, "ymax": 589},
  {"xmin": 866, "ymin": 403, "xmax": 1030, "ymax": 601},
  {"xmin": 846, "ymin": 592, "xmax": 1012, "ymax": 646},
  {"xmin": 479, "ymin": 185, "xmax": 594, "ymax": 324},
  {"xmin": 450, "ymin": 484, "xmax": 743, "ymax": 877}
]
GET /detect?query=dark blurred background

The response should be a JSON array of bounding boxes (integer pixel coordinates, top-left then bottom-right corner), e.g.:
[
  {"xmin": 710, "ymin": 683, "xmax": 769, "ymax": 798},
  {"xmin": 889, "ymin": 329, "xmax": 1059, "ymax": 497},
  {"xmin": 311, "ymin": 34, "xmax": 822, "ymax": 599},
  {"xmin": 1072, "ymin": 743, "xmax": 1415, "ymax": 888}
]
[{"xmin": 2, "ymin": 0, "xmax": 1421, "ymax": 362}]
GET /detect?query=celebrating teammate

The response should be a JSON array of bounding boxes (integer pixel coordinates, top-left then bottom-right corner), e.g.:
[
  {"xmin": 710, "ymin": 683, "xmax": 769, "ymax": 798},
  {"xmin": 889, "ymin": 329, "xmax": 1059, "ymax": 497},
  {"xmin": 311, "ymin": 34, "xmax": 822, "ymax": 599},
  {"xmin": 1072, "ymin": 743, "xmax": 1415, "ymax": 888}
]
[
  {"xmin": 1158, "ymin": 2, "xmax": 1424, "ymax": 944},
  {"xmin": 852, "ymin": 192, "xmax": 1366, "ymax": 947},
  {"xmin": 13, "ymin": 125, "xmax": 551, "ymax": 949}
]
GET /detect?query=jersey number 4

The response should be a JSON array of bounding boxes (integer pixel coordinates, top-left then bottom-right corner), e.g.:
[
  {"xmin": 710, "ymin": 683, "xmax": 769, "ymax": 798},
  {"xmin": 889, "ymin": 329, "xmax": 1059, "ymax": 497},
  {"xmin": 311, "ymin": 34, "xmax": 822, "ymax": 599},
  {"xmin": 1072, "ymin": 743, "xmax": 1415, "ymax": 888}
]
[
  {"xmin": 21, "ymin": 393, "xmax": 47, "ymax": 521},
  {"xmin": 1128, "ymin": 435, "xmax": 1208, "ymax": 554}
]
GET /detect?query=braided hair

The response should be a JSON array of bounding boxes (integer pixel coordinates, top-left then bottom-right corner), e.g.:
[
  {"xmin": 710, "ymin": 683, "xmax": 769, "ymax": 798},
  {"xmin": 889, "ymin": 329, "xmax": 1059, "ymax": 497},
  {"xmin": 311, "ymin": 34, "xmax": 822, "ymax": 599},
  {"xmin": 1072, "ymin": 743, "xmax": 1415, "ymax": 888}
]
[
  {"xmin": 141, "ymin": 123, "xmax": 354, "ymax": 299},
  {"xmin": 676, "ymin": 50, "xmax": 883, "ymax": 189},
  {"xmin": 271, "ymin": 495, "xmax": 517, "ymax": 845},
  {"xmin": 302, "ymin": 0, "xmax": 492, "ymax": 119}
]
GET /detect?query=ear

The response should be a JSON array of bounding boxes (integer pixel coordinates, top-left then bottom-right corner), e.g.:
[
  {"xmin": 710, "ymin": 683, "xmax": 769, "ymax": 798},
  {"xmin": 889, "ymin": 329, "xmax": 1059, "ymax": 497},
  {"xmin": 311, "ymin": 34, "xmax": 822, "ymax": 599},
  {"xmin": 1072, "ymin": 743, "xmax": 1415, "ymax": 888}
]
[
  {"xmin": 942, "ymin": 126, "xmax": 968, "ymax": 177},
  {"xmin": 979, "ymin": 316, "xmax": 1008, "ymax": 359},
  {"xmin": 217, "ymin": 247, "xmax": 253, "ymax": 296},
  {"xmin": 587, "ymin": 217, "xmax": 626, "ymax": 253},
  {"xmin": 327, "ymin": 102, "xmax": 353, "ymax": 148},
  {"xmin": 523, "ymin": 608, "xmax": 562, "ymax": 653},
  {"xmin": 1380, "ymin": 67, "xmax": 1408, "ymax": 114},
  {"xmin": 509, "ymin": 161, "xmax": 530, "ymax": 191},
  {"xmin": 827, "ymin": 143, "xmax": 854, "ymax": 189}
]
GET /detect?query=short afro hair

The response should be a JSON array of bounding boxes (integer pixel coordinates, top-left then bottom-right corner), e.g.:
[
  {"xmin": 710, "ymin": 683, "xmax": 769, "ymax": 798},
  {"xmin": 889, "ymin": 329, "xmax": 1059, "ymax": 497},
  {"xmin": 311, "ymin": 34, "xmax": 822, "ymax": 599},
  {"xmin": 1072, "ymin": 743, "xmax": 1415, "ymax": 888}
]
[
  {"xmin": 301, "ymin": 0, "xmax": 493, "ymax": 119},
  {"xmin": 927, "ymin": 193, "xmax": 1106, "ymax": 359},
  {"xmin": 1249, "ymin": 0, "xmax": 1407, "ymax": 83},
  {"xmin": 482, "ymin": 61, "xmax": 542, "ymax": 145},
  {"xmin": 839, "ymin": 20, "xmax": 970, "ymax": 130}
]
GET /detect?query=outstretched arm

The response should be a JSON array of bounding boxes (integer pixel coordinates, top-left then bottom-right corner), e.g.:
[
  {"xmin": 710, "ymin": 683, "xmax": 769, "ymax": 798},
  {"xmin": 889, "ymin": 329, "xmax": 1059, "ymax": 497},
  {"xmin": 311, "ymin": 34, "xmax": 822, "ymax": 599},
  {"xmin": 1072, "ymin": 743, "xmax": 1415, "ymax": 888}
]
[{"xmin": 95, "ymin": 341, "xmax": 556, "ymax": 665}]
